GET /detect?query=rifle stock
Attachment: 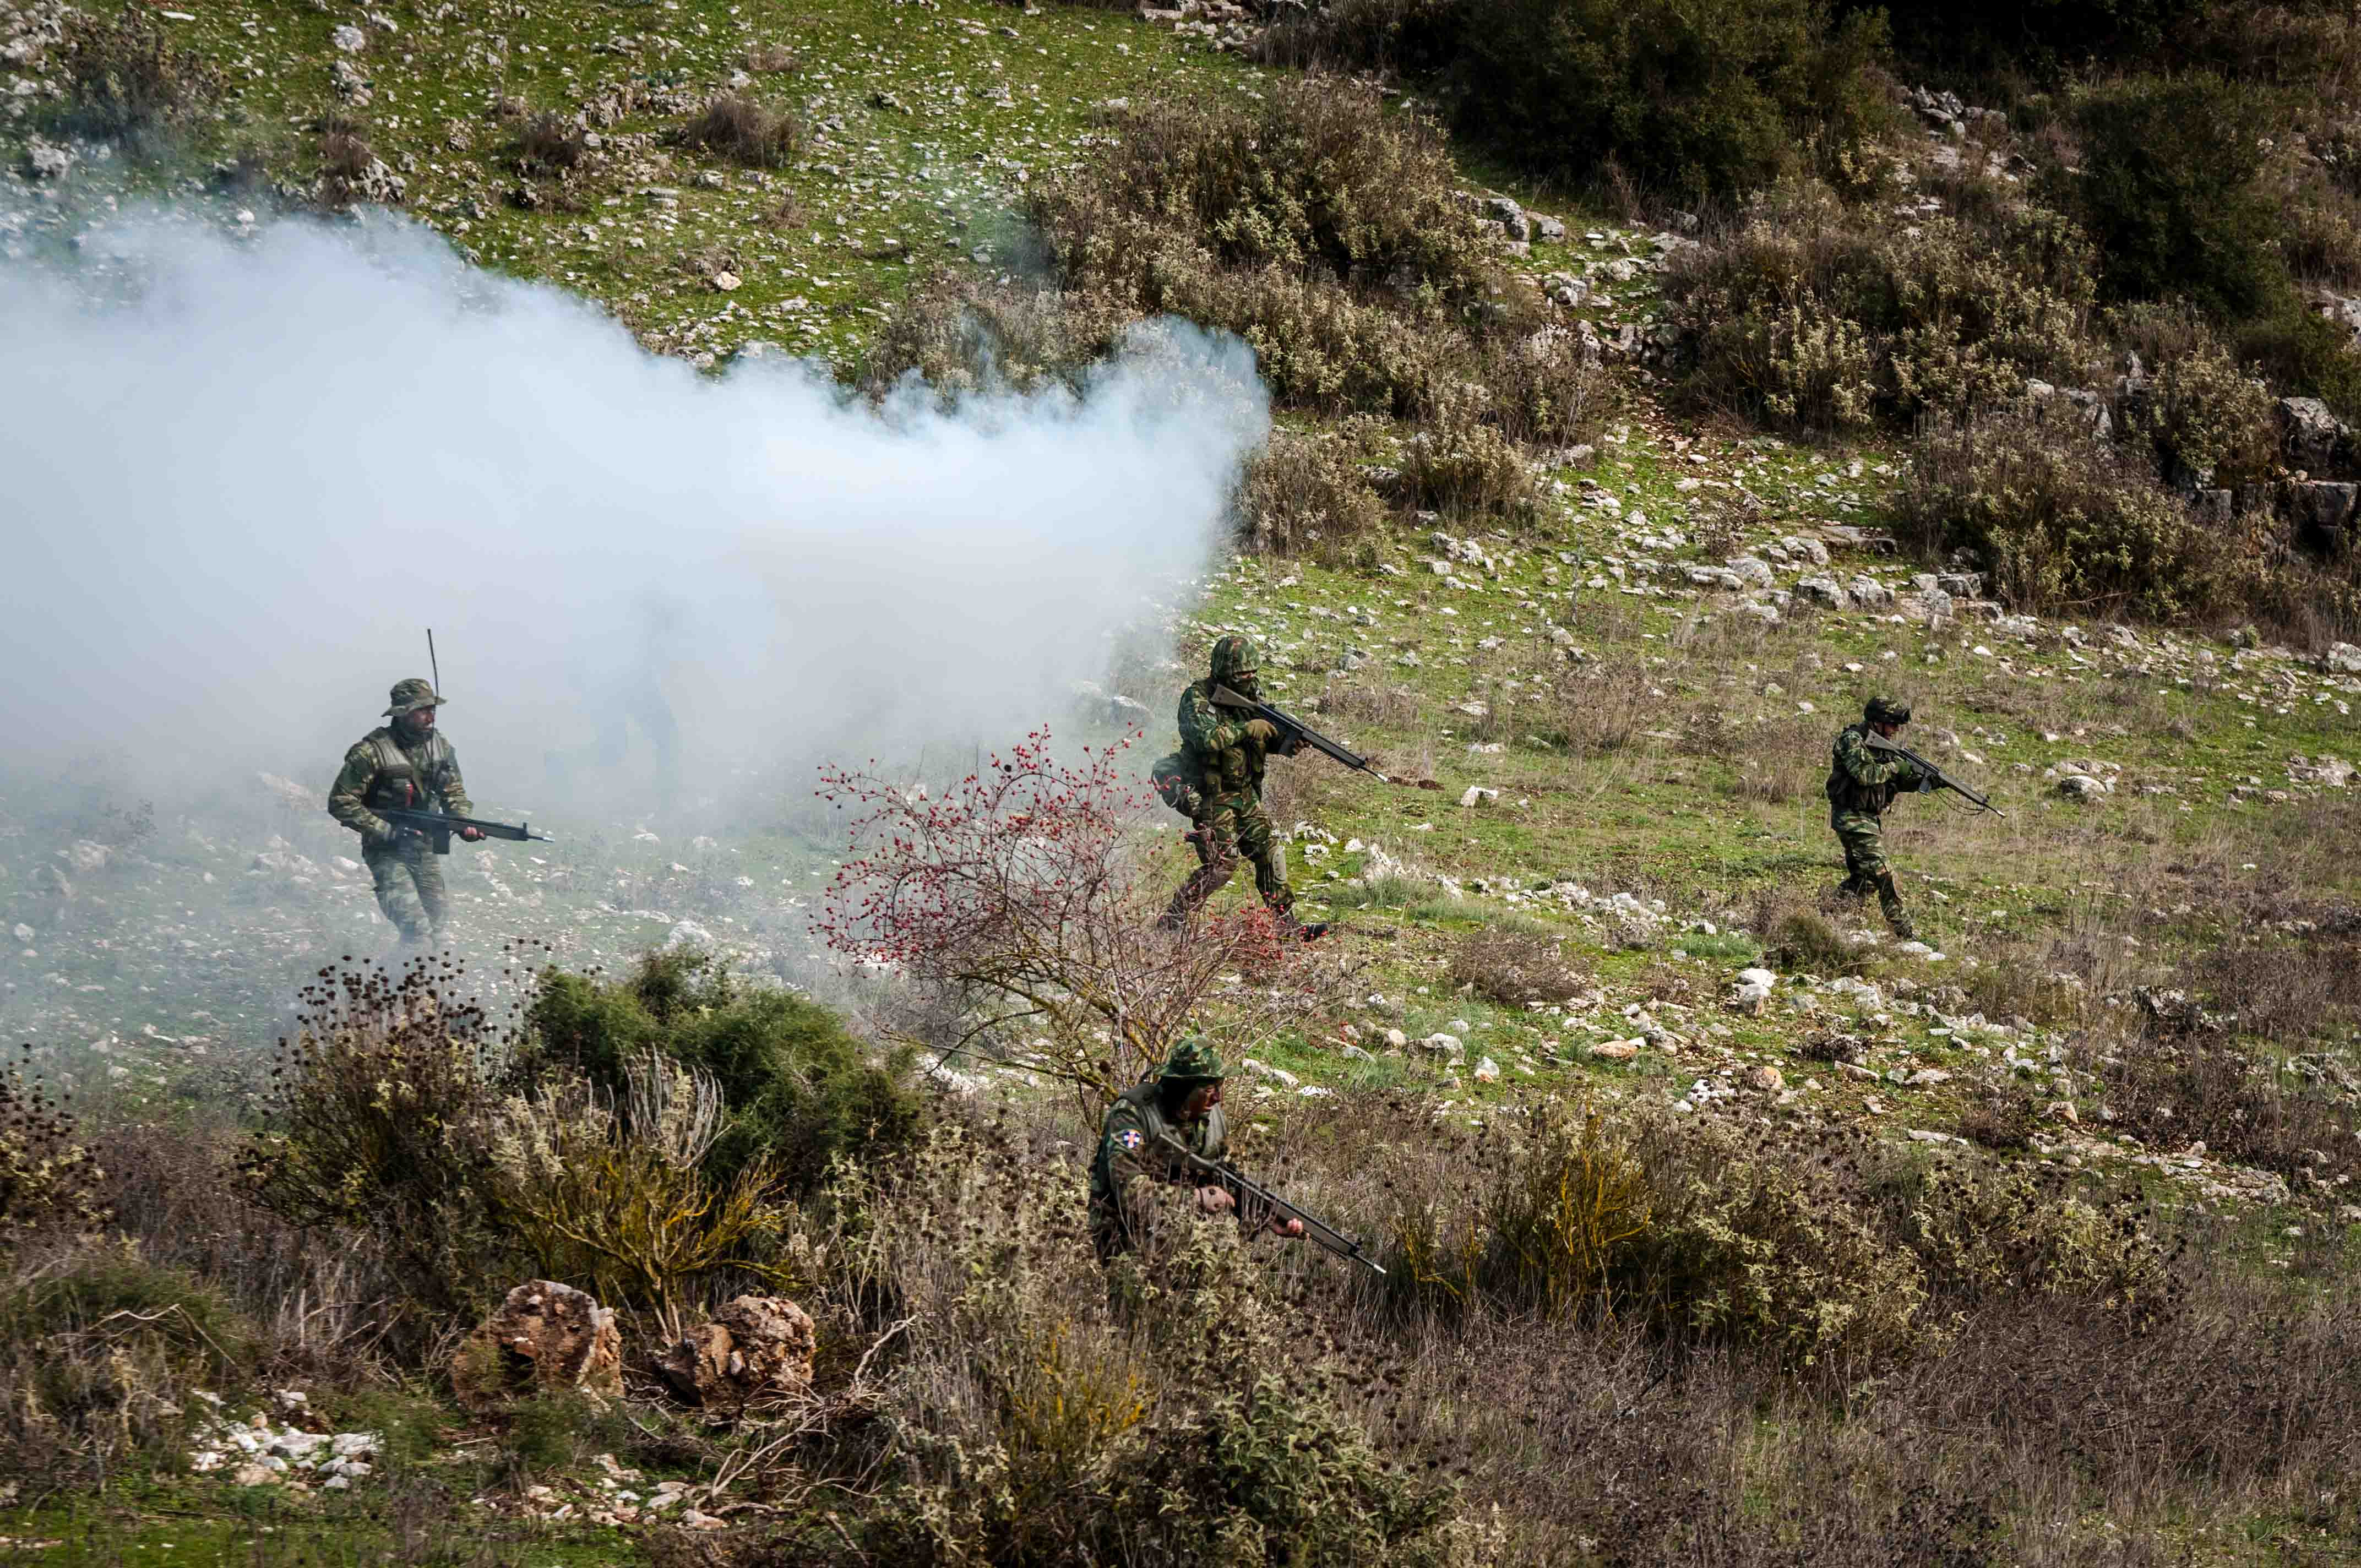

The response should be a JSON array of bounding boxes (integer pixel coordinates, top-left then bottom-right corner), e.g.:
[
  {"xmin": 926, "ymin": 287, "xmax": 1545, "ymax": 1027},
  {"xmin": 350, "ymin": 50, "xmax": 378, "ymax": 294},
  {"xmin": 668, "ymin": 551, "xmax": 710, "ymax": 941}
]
[
  {"xmin": 1155, "ymin": 1132, "xmax": 1387, "ymax": 1276},
  {"xmin": 1863, "ymin": 733, "xmax": 2004, "ymax": 816}
]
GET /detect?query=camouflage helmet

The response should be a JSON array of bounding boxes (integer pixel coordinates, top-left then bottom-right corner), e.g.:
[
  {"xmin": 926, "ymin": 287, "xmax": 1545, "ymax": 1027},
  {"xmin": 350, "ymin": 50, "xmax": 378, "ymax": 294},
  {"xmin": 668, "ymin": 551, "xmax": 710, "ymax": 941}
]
[
  {"xmin": 384, "ymin": 677, "xmax": 447, "ymax": 717},
  {"xmin": 1157, "ymin": 1036, "xmax": 1227, "ymax": 1084},
  {"xmin": 1209, "ymin": 635, "xmax": 1261, "ymax": 683},
  {"xmin": 1864, "ymin": 695, "xmax": 1912, "ymax": 726}
]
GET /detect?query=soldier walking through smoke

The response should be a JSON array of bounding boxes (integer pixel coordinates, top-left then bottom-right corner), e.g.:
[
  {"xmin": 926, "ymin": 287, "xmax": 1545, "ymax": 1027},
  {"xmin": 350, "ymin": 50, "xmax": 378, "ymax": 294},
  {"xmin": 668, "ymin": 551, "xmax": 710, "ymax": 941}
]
[
  {"xmin": 1826, "ymin": 695, "xmax": 1936, "ymax": 940},
  {"xmin": 328, "ymin": 678, "xmax": 482, "ymax": 943},
  {"xmin": 1154, "ymin": 635, "xmax": 1326, "ymax": 939}
]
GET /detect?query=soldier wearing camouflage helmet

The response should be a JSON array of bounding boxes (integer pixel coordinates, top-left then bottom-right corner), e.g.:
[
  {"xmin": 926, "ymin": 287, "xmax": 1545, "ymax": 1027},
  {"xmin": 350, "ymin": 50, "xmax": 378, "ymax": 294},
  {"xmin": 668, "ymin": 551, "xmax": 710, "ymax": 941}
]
[
  {"xmin": 1826, "ymin": 695, "xmax": 1936, "ymax": 939},
  {"xmin": 1087, "ymin": 1037, "xmax": 1302, "ymax": 1262},
  {"xmin": 327, "ymin": 678, "xmax": 482, "ymax": 943},
  {"xmin": 1157, "ymin": 635, "xmax": 1322, "ymax": 937}
]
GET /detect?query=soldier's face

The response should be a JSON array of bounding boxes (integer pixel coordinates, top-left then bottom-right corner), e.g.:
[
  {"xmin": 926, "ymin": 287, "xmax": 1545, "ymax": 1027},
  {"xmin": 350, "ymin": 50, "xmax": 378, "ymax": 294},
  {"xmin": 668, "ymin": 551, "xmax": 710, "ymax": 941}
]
[
  {"xmin": 404, "ymin": 707, "xmax": 437, "ymax": 735},
  {"xmin": 1232, "ymin": 669, "xmax": 1259, "ymax": 697},
  {"xmin": 1873, "ymin": 720, "xmax": 1901, "ymax": 738},
  {"xmin": 1181, "ymin": 1081, "xmax": 1222, "ymax": 1121}
]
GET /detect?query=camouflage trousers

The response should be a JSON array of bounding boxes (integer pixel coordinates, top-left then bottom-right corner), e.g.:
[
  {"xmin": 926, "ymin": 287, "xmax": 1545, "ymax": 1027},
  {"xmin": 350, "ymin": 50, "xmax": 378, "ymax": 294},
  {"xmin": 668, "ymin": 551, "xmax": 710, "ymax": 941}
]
[
  {"xmin": 364, "ymin": 836, "xmax": 449, "ymax": 942},
  {"xmin": 1831, "ymin": 810, "xmax": 1912, "ymax": 938},
  {"xmin": 1163, "ymin": 791, "xmax": 1292, "ymax": 926}
]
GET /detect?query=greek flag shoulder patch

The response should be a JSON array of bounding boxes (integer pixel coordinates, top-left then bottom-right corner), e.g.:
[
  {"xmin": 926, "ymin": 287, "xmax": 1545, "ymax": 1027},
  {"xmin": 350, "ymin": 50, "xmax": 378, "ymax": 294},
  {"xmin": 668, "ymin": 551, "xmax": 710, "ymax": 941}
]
[{"xmin": 1116, "ymin": 1128, "xmax": 1143, "ymax": 1151}]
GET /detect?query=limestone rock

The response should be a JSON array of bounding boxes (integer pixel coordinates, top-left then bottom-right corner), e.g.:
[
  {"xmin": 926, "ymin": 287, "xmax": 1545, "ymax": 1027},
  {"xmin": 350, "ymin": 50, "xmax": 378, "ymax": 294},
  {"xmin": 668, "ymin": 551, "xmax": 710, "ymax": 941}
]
[
  {"xmin": 1795, "ymin": 575, "xmax": 1849, "ymax": 609},
  {"xmin": 2326, "ymin": 642, "xmax": 2361, "ymax": 674},
  {"xmin": 1588, "ymin": 1040, "xmax": 1639, "ymax": 1061},
  {"xmin": 2280, "ymin": 396, "xmax": 2358, "ymax": 477},
  {"xmin": 656, "ymin": 1295, "xmax": 817, "ymax": 1408},
  {"xmin": 1746, "ymin": 1064, "xmax": 1785, "ymax": 1092},
  {"xmin": 450, "ymin": 1281, "xmax": 623, "ymax": 1414}
]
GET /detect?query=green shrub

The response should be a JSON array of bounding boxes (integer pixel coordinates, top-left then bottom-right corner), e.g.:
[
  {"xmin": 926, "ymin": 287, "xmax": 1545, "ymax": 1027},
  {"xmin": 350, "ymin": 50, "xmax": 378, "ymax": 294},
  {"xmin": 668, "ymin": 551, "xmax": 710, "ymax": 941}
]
[
  {"xmin": 1, "ymin": 1045, "xmax": 105, "ymax": 1259},
  {"xmin": 1398, "ymin": 383, "xmax": 1538, "ymax": 516},
  {"xmin": 50, "ymin": 6, "xmax": 222, "ymax": 146},
  {"xmin": 0, "ymin": 1251, "xmax": 253, "ymax": 1488},
  {"xmin": 525, "ymin": 950, "xmax": 924, "ymax": 1195},
  {"xmin": 1672, "ymin": 181, "xmax": 2101, "ymax": 432},
  {"xmin": 1026, "ymin": 78, "xmax": 1505, "ymax": 423},
  {"xmin": 1234, "ymin": 426, "xmax": 1390, "ymax": 561},
  {"xmin": 1254, "ymin": 0, "xmax": 1470, "ymax": 73},
  {"xmin": 816, "ymin": 1125, "xmax": 1461, "ymax": 1566},
  {"xmin": 1614, "ymin": 1114, "xmax": 1928, "ymax": 1368},
  {"xmin": 2112, "ymin": 306, "xmax": 2280, "ymax": 486},
  {"xmin": 1393, "ymin": 1103, "xmax": 1649, "ymax": 1321},
  {"xmin": 1876, "ymin": 0, "xmax": 2201, "ymax": 77},
  {"xmin": 1897, "ymin": 405, "xmax": 2228, "ymax": 619},
  {"xmin": 240, "ymin": 966, "xmax": 511, "ymax": 1311},
  {"xmin": 2068, "ymin": 75, "xmax": 2282, "ymax": 319},
  {"xmin": 859, "ymin": 271, "xmax": 1133, "ymax": 404},
  {"xmin": 1446, "ymin": 0, "xmax": 1889, "ymax": 200},
  {"xmin": 246, "ymin": 953, "xmax": 909, "ymax": 1316},
  {"xmin": 1901, "ymin": 1166, "xmax": 2175, "ymax": 1323}
]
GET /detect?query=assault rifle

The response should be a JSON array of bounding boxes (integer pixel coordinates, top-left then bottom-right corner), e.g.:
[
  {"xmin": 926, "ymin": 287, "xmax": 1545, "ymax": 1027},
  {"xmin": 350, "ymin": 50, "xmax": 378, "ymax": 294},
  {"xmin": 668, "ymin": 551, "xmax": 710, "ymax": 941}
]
[
  {"xmin": 1154, "ymin": 1132, "xmax": 1387, "ymax": 1276},
  {"xmin": 378, "ymin": 807, "xmax": 554, "ymax": 854},
  {"xmin": 1863, "ymin": 733, "xmax": 2005, "ymax": 817},
  {"xmin": 1212, "ymin": 685, "xmax": 1413, "ymax": 787}
]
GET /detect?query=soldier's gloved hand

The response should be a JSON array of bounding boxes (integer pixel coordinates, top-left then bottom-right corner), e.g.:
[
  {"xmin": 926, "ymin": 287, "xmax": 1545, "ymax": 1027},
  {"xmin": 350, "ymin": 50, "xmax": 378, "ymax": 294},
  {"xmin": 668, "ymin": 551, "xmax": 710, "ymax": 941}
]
[
  {"xmin": 366, "ymin": 821, "xmax": 404, "ymax": 848},
  {"xmin": 1917, "ymin": 774, "xmax": 1939, "ymax": 793},
  {"xmin": 1243, "ymin": 718, "xmax": 1280, "ymax": 747}
]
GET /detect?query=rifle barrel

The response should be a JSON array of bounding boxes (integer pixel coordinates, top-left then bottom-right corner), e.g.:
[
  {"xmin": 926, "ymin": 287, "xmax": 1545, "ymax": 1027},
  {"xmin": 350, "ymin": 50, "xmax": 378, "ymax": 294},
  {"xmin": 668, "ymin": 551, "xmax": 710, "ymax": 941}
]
[{"xmin": 1155, "ymin": 1133, "xmax": 1386, "ymax": 1275}]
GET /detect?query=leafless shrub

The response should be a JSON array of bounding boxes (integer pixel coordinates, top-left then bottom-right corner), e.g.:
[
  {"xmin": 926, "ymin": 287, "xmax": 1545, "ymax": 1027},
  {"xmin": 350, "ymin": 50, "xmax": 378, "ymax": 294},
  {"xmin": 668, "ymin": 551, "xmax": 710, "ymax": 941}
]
[
  {"xmin": 510, "ymin": 110, "xmax": 586, "ymax": 177},
  {"xmin": 1537, "ymin": 657, "xmax": 1654, "ymax": 756},
  {"xmin": 1448, "ymin": 927, "xmax": 1590, "ymax": 1005},
  {"xmin": 679, "ymin": 92, "xmax": 799, "ymax": 168},
  {"xmin": 744, "ymin": 41, "xmax": 801, "ymax": 73}
]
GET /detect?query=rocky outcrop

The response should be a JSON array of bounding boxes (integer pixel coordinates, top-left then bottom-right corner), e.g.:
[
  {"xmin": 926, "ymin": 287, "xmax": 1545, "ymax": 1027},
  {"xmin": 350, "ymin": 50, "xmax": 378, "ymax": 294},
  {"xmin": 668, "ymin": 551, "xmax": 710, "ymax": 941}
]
[
  {"xmin": 450, "ymin": 1281, "xmax": 623, "ymax": 1414},
  {"xmin": 655, "ymin": 1294, "xmax": 818, "ymax": 1409}
]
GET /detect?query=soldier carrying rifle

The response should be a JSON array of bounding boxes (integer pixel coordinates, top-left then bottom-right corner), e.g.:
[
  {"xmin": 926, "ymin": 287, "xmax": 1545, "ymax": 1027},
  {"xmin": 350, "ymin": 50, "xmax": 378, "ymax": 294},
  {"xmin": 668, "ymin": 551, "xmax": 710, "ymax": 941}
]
[
  {"xmin": 328, "ymin": 678, "xmax": 483, "ymax": 945},
  {"xmin": 1826, "ymin": 695, "xmax": 1936, "ymax": 940}
]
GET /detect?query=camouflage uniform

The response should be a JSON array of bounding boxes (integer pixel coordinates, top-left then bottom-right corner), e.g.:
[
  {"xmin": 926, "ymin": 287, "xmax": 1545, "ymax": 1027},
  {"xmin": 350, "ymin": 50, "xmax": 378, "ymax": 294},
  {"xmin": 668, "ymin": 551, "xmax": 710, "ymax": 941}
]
[
  {"xmin": 1160, "ymin": 636, "xmax": 1300, "ymax": 928},
  {"xmin": 327, "ymin": 678, "xmax": 474, "ymax": 943},
  {"xmin": 1088, "ymin": 1038, "xmax": 1230, "ymax": 1263},
  {"xmin": 1826, "ymin": 696, "xmax": 1931, "ymax": 940}
]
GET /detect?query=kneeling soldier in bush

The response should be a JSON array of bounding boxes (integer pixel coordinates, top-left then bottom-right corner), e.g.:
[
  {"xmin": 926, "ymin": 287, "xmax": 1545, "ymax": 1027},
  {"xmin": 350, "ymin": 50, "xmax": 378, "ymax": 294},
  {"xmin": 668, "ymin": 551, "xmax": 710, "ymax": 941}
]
[
  {"xmin": 327, "ymin": 677, "xmax": 483, "ymax": 943},
  {"xmin": 1089, "ymin": 1037, "xmax": 1301, "ymax": 1264},
  {"xmin": 1826, "ymin": 695, "xmax": 1936, "ymax": 940}
]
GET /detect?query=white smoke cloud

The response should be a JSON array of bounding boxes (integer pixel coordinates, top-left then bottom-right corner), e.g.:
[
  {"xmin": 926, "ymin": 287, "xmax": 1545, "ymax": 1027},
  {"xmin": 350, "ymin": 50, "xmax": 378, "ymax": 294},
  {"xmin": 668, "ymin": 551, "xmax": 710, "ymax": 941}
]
[{"xmin": 1, "ymin": 210, "xmax": 1264, "ymax": 818}]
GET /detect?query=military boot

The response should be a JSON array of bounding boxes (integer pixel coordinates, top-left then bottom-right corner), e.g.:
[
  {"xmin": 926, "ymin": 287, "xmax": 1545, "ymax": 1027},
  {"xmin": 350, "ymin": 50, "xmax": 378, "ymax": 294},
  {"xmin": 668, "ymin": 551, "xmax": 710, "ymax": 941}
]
[{"xmin": 1874, "ymin": 871, "xmax": 1914, "ymax": 940}]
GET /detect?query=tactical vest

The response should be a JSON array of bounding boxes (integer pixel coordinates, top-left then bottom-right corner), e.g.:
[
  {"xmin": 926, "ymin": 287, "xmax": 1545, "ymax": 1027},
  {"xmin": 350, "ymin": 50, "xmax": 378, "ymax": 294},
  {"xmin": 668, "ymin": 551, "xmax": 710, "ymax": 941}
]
[
  {"xmin": 1825, "ymin": 725, "xmax": 1897, "ymax": 816},
  {"xmin": 1087, "ymin": 1078, "xmax": 1227, "ymax": 1213},
  {"xmin": 1179, "ymin": 680, "xmax": 1261, "ymax": 801},
  {"xmin": 362, "ymin": 727, "xmax": 455, "ymax": 814}
]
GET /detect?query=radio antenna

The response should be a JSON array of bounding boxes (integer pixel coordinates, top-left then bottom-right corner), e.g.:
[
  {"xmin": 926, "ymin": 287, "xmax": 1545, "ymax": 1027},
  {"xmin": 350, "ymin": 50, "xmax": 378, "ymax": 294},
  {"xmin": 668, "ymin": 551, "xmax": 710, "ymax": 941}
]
[{"xmin": 427, "ymin": 628, "xmax": 442, "ymax": 696}]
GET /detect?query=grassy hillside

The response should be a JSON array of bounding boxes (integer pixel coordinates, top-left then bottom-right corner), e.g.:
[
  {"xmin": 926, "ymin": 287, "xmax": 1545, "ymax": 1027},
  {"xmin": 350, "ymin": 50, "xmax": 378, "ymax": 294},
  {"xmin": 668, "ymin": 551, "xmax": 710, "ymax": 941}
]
[{"xmin": 6, "ymin": 0, "xmax": 2361, "ymax": 1560}]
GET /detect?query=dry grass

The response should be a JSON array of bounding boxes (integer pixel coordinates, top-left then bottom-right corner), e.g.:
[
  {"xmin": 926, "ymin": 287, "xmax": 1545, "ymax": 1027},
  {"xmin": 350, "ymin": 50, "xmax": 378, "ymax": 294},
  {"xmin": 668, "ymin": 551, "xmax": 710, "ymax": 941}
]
[
  {"xmin": 679, "ymin": 92, "xmax": 799, "ymax": 168},
  {"xmin": 1448, "ymin": 925, "xmax": 1591, "ymax": 1004},
  {"xmin": 510, "ymin": 110, "xmax": 586, "ymax": 177}
]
